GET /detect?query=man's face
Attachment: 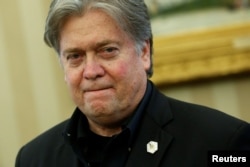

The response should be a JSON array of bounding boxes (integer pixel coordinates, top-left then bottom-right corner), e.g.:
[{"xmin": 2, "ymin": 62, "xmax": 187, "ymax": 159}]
[{"xmin": 59, "ymin": 9, "xmax": 150, "ymax": 127}]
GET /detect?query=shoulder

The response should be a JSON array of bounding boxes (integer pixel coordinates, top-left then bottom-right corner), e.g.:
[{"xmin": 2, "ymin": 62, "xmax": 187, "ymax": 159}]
[
  {"xmin": 24, "ymin": 119, "xmax": 69, "ymax": 148},
  {"xmin": 16, "ymin": 120, "xmax": 71, "ymax": 166},
  {"xmin": 149, "ymin": 85, "xmax": 246, "ymax": 127},
  {"xmin": 167, "ymin": 96, "xmax": 246, "ymax": 128},
  {"xmin": 150, "ymin": 86, "xmax": 247, "ymax": 127},
  {"xmin": 165, "ymin": 96, "xmax": 250, "ymax": 149},
  {"xmin": 149, "ymin": 86, "xmax": 250, "ymax": 149}
]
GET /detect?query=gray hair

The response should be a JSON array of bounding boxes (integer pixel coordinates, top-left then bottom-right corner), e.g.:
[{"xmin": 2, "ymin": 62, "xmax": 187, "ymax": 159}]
[{"xmin": 44, "ymin": 0, "xmax": 153, "ymax": 77}]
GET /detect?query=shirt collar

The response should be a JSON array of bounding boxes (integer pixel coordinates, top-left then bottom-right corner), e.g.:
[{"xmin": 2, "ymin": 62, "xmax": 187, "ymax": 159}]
[{"xmin": 126, "ymin": 80, "xmax": 152, "ymax": 145}]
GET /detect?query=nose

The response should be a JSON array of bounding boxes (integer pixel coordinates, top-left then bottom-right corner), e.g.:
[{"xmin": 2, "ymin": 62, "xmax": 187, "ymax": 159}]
[{"xmin": 83, "ymin": 57, "xmax": 105, "ymax": 80}]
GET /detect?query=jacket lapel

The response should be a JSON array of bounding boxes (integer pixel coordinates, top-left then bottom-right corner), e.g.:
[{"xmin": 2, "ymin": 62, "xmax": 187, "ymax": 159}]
[
  {"xmin": 125, "ymin": 86, "xmax": 174, "ymax": 167},
  {"xmin": 125, "ymin": 114, "xmax": 173, "ymax": 167}
]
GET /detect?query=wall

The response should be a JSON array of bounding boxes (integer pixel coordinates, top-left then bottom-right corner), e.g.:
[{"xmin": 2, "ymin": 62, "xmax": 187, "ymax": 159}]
[
  {"xmin": 160, "ymin": 76, "xmax": 250, "ymax": 122},
  {"xmin": 0, "ymin": 1, "xmax": 74, "ymax": 166}
]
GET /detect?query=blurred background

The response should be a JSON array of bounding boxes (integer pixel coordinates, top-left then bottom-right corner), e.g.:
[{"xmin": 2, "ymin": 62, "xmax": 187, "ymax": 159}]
[{"xmin": 0, "ymin": 0, "xmax": 250, "ymax": 166}]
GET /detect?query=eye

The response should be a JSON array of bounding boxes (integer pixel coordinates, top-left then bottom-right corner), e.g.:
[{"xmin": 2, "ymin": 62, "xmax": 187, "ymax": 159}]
[
  {"xmin": 105, "ymin": 47, "xmax": 117, "ymax": 53},
  {"xmin": 66, "ymin": 53, "xmax": 83, "ymax": 66},
  {"xmin": 99, "ymin": 47, "xmax": 119, "ymax": 58},
  {"xmin": 67, "ymin": 53, "xmax": 81, "ymax": 60}
]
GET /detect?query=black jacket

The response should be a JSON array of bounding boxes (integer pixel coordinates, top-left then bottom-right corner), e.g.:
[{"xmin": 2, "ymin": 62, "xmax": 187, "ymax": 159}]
[{"xmin": 16, "ymin": 84, "xmax": 250, "ymax": 167}]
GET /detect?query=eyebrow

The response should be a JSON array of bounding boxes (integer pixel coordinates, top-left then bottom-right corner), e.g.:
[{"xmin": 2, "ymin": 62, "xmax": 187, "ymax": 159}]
[
  {"xmin": 61, "ymin": 39, "xmax": 121, "ymax": 57},
  {"xmin": 94, "ymin": 40, "xmax": 121, "ymax": 49},
  {"xmin": 61, "ymin": 48, "xmax": 83, "ymax": 58}
]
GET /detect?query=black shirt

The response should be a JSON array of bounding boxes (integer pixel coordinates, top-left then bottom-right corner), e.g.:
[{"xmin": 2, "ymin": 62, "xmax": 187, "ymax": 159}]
[{"xmin": 63, "ymin": 81, "xmax": 152, "ymax": 167}]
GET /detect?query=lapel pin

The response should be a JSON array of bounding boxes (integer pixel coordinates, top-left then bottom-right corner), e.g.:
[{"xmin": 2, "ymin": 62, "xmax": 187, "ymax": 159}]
[{"xmin": 147, "ymin": 141, "xmax": 158, "ymax": 154}]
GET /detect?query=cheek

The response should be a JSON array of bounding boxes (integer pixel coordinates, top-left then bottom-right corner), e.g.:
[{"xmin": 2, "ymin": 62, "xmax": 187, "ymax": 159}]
[
  {"xmin": 111, "ymin": 56, "xmax": 144, "ymax": 81},
  {"xmin": 64, "ymin": 70, "xmax": 82, "ymax": 87},
  {"xmin": 111, "ymin": 61, "xmax": 130, "ymax": 79}
]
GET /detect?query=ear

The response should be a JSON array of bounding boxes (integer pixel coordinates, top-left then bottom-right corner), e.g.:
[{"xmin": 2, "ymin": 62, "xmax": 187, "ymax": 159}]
[
  {"xmin": 58, "ymin": 55, "xmax": 64, "ymax": 69},
  {"xmin": 140, "ymin": 40, "xmax": 151, "ymax": 72},
  {"xmin": 64, "ymin": 74, "xmax": 68, "ymax": 83},
  {"xmin": 58, "ymin": 56, "xmax": 68, "ymax": 83}
]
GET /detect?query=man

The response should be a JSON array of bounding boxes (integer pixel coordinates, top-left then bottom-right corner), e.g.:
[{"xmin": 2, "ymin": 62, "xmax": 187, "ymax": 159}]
[{"xmin": 16, "ymin": 0, "xmax": 250, "ymax": 167}]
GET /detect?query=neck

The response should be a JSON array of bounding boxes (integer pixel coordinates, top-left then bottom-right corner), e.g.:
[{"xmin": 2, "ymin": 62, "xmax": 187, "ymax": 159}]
[{"xmin": 88, "ymin": 119, "xmax": 123, "ymax": 137}]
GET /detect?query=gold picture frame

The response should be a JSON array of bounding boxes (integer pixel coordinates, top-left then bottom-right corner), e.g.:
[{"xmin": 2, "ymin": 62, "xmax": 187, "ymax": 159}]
[{"xmin": 151, "ymin": 22, "xmax": 250, "ymax": 86}]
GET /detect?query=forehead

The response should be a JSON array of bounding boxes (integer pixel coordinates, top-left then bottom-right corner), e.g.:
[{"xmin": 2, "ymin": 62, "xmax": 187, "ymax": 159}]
[{"xmin": 59, "ymin": 9, "xmax": 132, "ymax": 53}]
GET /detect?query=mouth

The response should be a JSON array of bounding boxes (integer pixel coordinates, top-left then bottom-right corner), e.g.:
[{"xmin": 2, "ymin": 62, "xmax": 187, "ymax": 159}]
[{"xmin": 83, "ymin": 86, "xmax": 113, "ymax": 93}]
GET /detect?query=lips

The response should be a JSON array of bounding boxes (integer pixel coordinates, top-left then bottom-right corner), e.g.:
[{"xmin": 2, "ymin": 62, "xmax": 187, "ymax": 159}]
[
  {"xmin": 84, "ymin": 87, "xmax": 111, "ymax": 92},
  {"xmin": 82, "ymin": 80, "xmax": 114, "ymax": 94},
  {"xmin": 83, "ymin": 85, "xmax": 113, "ymax": 93}
]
